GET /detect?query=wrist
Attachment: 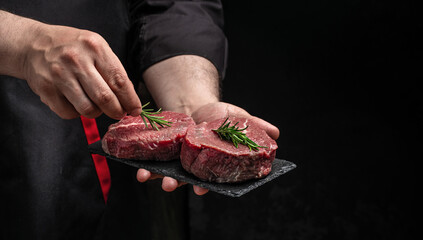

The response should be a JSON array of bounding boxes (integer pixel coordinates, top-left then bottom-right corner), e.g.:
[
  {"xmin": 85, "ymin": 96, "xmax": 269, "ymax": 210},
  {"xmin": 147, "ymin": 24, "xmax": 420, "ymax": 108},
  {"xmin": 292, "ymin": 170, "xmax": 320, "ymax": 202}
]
[
  {"xmin": 167, "ymin": 97, "xmax": 220, "ymax": 116},
  {"xmin": 0, "ymin": 11, "xmax": 44, "ymax": 79},
  {"xmin": 19, "ymin": 20, "xmax": 53, "ymax": 82},
  {"xmin": 143, "ymin": 55, "xmax": 220, "ymax": 116}
]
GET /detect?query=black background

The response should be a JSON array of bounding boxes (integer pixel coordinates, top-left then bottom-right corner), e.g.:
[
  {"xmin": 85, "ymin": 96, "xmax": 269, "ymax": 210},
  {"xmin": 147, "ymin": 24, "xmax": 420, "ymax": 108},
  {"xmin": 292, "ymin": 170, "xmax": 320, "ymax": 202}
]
[{"xmin": 187, "ymin": 1, "xmax": 420, "ymax": 239}]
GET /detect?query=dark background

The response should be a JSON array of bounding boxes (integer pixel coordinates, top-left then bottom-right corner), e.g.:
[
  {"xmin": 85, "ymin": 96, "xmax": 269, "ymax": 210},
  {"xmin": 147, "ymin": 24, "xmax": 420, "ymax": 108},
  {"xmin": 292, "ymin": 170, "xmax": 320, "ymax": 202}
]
[{"xmin": 187, "ymin": 1, "xmax": 420, "ymax": 239}]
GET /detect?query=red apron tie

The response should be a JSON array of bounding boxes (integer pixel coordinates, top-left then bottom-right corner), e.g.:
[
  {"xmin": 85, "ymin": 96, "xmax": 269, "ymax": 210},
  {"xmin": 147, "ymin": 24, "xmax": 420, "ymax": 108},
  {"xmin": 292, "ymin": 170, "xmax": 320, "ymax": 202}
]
[{"xmin": 80, "ymin": 116, "xmax": 111, "ymax": 203}]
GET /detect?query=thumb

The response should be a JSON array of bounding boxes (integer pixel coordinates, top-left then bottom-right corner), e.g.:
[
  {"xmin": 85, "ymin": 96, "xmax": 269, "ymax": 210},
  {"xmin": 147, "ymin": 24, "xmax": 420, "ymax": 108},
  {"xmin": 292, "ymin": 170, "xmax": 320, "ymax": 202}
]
[{"xmin": 250, "ymin": 116, "xmax": 280, "ymax": 140}]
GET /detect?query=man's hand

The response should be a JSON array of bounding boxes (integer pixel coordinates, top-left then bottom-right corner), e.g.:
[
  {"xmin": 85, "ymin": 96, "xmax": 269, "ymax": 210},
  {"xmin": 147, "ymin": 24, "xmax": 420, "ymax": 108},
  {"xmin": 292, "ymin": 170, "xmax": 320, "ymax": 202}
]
[
  {"xmin": 136, "ymin": 101, "xmax": 280, "ymax": 196},
  {"xmin": 136, "ymin": 169, "xmax": 209, "ymax": 196},
  {"xmin": 0, "ymin": 11, "xmax": 142, "ymax": 119},
  {"xmin": 24, "ymin": 25, "xmax": 142, "ymax": 119},
  {"xmin": 191, "ymin": 102, "xmax": 280, "ymax": 140}
]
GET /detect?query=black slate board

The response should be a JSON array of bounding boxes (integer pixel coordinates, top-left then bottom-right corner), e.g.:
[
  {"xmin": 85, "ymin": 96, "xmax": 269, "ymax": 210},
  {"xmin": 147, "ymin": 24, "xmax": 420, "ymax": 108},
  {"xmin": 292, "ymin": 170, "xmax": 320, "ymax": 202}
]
[{"xmin": 88, "ymin": 141, "xmax": 296, "ymax": 197}]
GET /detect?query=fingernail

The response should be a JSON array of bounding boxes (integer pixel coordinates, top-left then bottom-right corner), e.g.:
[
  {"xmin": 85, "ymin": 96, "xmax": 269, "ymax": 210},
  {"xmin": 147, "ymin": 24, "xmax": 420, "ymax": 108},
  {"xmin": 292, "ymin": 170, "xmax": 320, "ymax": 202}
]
[{"xmin": 130, "ymin": 107, "xmax": 142, "ymax": 116}]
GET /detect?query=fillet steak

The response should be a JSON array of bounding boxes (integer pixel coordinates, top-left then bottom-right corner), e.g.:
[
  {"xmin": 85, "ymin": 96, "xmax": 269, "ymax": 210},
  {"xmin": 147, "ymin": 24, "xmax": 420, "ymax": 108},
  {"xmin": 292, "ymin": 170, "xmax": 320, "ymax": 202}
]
[
  {"xmin": 102, "ymin": 111, "xmax": 195, "ymax": 160},
  {"xmin": 180, "ymin": 117, "xmax": 278, "ymax": 183}
]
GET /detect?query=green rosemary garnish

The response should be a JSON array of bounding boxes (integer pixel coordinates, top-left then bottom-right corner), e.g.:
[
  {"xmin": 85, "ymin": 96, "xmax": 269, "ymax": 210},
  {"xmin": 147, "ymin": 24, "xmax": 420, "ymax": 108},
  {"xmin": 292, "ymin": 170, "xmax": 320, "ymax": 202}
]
[
  {"xmin": 212, "ymin": 117, "xmax": 267, "ymax": 151},
  {"xmin": 140, "ymin": 102, "xmax": 172, "ymax": 131}
]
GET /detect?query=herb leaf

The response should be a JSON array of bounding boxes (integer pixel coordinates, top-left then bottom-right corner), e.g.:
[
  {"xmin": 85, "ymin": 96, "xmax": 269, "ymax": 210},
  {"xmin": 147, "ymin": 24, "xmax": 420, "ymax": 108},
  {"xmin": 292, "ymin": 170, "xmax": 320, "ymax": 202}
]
[
  {"xmin": 140, "ymin": 102, "xmax": 172, "ymax": 131},
  {"xmin": 212, "ymin": 117, "xmax": 267, "ymax": 151}
]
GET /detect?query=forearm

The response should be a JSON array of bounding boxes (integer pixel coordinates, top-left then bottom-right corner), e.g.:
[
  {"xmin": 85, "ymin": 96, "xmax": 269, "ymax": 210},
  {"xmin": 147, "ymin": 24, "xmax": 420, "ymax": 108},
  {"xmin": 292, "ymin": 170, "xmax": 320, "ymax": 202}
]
[
  {"xmin": 0, "ymin": 10, "xmax": 40, "ymax": 78},
  {"xmin": 143, "ymin": 55, "xmax": 220, "ymax": 115}
]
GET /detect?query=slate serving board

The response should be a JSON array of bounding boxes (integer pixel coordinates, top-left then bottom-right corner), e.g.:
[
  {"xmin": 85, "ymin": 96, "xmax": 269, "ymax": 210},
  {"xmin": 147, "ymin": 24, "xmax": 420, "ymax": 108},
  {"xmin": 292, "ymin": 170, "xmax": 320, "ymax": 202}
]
[{"xmin": 88, "ymin": 140, "xmax": 296, "ymax": 197}]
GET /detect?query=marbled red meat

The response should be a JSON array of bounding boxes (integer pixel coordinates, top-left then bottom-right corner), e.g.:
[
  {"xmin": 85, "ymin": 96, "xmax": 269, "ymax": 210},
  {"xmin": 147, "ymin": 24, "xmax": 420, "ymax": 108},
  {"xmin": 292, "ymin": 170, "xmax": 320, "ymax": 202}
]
[
  {"xmin": 180, "ymin": 117, "xmax": 277, "ymax": 183},
  {"xmin": 102, "ymin": 112, "xmax": 195, "ymax": 161}
]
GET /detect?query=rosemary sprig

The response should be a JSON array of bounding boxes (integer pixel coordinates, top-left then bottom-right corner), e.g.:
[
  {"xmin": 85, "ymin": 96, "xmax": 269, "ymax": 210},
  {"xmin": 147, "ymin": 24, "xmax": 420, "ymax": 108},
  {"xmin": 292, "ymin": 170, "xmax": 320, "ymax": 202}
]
[
  {"xmin": 140, "ymin": 102, "xmax": 172, "ymax": 131},
  {"xmin": 212, "ymin": 117, "xmax": 267, "ymax": 151}
]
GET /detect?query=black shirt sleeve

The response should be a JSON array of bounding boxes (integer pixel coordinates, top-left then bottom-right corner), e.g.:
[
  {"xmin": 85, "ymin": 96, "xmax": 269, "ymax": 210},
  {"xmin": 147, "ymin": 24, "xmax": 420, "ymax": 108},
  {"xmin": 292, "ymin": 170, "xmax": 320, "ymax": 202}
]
[{"xmin": 127, "ymin": 0, "xmax": 228, "ymax": 80}]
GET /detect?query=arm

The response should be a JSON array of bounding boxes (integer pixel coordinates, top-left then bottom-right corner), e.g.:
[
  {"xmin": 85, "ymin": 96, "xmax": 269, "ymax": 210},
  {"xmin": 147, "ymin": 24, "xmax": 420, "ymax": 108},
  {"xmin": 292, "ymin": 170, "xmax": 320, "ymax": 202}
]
[
  {"xmin": 0, "ymin": 10, "xmax": 35, "ymax": 78},
  {"xmin": 143, "ymin": 55, "xmax": 219, "ymax": 115},
  {"xmin": 0, "ymin": 10, "xmax": 141, "ymax": 119}
]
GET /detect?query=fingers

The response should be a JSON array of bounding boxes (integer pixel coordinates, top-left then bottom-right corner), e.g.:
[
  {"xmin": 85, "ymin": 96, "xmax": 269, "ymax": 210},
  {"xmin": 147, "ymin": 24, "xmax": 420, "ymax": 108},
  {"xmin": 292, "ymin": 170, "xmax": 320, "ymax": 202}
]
[
  {"xmin": 193, "ymin": 185, "xmax": 209, "ymax": 195},
  {"xmin": 52, "ymin": 70, "xmax": 103, "ymax": 119},
  {"xmin": 41, "ymin": 92, "xmax": 80, "ymax": 119},
  {"xmin": 36, "ymin": 72, "xmax": 96, "ymax": 119},
  {"xmin": 136, "ymin": 169, "xmax": 151, "ymax": 182},
  {"xmin": 78, "ymin": 66, "xmax": 125, "ymax": 119},
  {"xmin": 162, "ymin": 177, "xmax": 208, "ymax": 195},
  {"xmin": 58, "ymin": 62, "xmax": 140, "ymax": 119},
  {"xmin": 136, "ymin": 169, "xmax": 207, "ymax": 195},
  {"xmin": 136, "ymin": 169, "xmax": 162, "ymax": 182},
  {"xmin": 78, "ymin": 30, "xmax": 142, "ymax": 117},
  {"xmin": 162, "ymin": 177, "xmax": 180, "ymax": 192},
  {"xmin": 28, "ymin": 28, "xmax": 142, "ymax": 120},
  {"xmin": 191, "ymin": 102, "xmax": 279, "ymax": 140},
  {"xmin": 250, "ymin": 116, "xmax": 280, "ymax": 140},
  {"xmin": 136, "ymin": 170, "xmax": 184, "ymax": 192},
  {"xmin": 95, "ymin": 47, "xmax": 142, "ymax": 117}
]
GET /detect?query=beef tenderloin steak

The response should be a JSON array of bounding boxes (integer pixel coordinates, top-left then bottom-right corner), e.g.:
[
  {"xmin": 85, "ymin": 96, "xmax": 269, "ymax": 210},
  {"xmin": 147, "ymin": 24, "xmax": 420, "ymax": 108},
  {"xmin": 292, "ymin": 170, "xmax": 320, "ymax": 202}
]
[
  {"xmin": 181, "ymin": 117, "xmax": 278, "ymax": 183},
  {"xmin": 102, "ymin": 111, "xmax": 195, "ymax": 160}
]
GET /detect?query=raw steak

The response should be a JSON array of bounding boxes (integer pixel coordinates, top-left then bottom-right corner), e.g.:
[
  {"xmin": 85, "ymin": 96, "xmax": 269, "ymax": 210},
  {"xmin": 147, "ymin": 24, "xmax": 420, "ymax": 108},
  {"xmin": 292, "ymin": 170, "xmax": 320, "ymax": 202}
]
[
  {"xmin": 102, "ymin": 112, "xmax": 195, "ymax": 160},
  {"xmin": 180, "ymin": 117, "xmax": 278, "ymax": 183}
]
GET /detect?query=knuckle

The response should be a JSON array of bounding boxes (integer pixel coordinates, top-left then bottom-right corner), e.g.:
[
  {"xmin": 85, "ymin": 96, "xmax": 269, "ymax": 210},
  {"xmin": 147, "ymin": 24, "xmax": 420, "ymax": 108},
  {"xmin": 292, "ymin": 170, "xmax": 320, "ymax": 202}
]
[
  {"xmin": 36, "ymin": 81, "xmax": 56, "ymax": 98},
  {"xmin": 96, "ymin": 90, "xmax": 114, "ymax": 105},
  {"xmin": 79, "ymin": 102, "xmax": 98, "ymax": 117},
  {"xmin": 80, "ymin": 31, "xmax": 105, "ymax": 53},
  {"xmin": 108, "ymin": 69, "xmax": 128, "ymax": 91},
  {"xmin": 58, "ymin": 111, "xmax": 79, "ymax": 120},
  {"xmin": 60, "ymin": 46, "xmax": 80, "ymax": 65},
  {"xmin": 39, "ymin": 96, "xmax": 50, "ymax": 106},
  {"xmin": 50, "ymin": 63, "xmax": 64, "ymax": 77},
  {"xmin": 52, "ymin": 75, "xmax": 74, "ymax": 92},
  {"xmin": 86, "ymin": 110, "xmax": 102, "ymax": 119},
  {"xmin": 49, "ymin": 103, "xmax": 79, "ymax": 119}
]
